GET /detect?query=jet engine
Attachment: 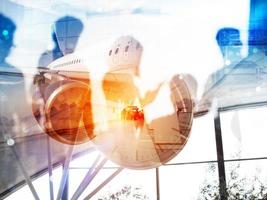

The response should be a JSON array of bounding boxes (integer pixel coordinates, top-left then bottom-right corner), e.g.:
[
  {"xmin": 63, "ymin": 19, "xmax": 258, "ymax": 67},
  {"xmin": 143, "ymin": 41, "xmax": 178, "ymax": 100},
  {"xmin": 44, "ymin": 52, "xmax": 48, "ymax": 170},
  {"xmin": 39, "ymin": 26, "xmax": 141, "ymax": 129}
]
[{"xmin": 32, "ymin": 73, "xmax": 94, "ymax": 145}]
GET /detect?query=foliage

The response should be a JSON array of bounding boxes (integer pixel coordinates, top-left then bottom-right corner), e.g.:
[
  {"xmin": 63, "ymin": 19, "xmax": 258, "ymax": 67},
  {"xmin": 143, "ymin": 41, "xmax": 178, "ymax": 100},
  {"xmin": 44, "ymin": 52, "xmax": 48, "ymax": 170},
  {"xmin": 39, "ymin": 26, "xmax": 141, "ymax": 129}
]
[
  {"xmin": 198, "ymin": 163, "xmax": 267, "ymax": 200},
  {"xmin": 97, "ymin": 185, "xmax": 150, "ymax": 200}
]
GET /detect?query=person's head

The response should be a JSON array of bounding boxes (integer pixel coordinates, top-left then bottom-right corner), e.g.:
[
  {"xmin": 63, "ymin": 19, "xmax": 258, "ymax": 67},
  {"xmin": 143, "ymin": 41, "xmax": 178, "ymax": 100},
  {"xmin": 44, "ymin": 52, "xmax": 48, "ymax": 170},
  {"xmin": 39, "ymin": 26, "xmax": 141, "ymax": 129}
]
[
  {"xmin": 216, "ymin": 28, "xmax": 242, "ymax": 61},
  {"xmin": 0, "ymin": 14, "xmax": 16, "ymax": 64},
  {"xmin": 53, "ymin": 16, "xmax": 83, "ymax": 55}
]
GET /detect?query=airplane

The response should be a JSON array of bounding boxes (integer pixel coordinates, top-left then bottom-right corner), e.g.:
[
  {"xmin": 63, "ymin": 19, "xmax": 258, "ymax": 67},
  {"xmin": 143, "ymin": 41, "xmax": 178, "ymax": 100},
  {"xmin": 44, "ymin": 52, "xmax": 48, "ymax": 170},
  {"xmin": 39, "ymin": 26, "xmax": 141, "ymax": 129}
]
[{"xmin": 1, "ymin": 35, "xmax": 195, "ymax": 170}]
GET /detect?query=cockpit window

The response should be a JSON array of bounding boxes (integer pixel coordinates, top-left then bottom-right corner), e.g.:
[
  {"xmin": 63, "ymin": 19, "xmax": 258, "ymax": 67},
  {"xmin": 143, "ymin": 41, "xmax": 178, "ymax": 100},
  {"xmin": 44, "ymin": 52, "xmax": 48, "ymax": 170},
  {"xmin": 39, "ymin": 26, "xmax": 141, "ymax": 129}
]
[
  {"xmin": 109, "ymin": 50, "xmax": 112, "ymax": 56},
  {"xmin": 125, "ymin": 45, "xmax": 129, "ymax": 52},
  {"xmin": 115, "ymin": 48, "xmax": 119, "ymax": 54}
]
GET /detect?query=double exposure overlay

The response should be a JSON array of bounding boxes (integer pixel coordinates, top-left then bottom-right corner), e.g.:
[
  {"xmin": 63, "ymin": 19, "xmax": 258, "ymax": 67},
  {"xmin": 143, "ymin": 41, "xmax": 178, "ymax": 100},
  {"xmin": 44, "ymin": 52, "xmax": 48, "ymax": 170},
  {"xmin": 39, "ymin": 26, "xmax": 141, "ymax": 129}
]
[{"xmin": 0, "ymin": 0, "xmax": 267, "ymax": 199}]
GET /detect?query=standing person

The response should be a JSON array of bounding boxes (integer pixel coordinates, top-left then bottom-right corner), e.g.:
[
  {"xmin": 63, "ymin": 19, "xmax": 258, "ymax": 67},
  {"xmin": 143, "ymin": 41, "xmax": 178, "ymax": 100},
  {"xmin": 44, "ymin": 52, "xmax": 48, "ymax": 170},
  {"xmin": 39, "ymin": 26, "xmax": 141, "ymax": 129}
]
[
  {"xmin": 0, "ymin": 13, "xmax": 26, "ymax": 137},
  {"xmin": 0, "ymin": 13, "xmax": 27, "ymax": 195},
  {"xmin": 0, "ymin": 13, "xmax": 17, "ymax": 68},
  {"xmin": 35, "ymin": 15, "xmax": 84, "ymax": 114},
  {"xmin": 199, "ymin": 27, "xmax": 243, "ymax": 112},
  {"xmin": 204, "ymin": 28, "xmax": 243, "ymax": 93}
]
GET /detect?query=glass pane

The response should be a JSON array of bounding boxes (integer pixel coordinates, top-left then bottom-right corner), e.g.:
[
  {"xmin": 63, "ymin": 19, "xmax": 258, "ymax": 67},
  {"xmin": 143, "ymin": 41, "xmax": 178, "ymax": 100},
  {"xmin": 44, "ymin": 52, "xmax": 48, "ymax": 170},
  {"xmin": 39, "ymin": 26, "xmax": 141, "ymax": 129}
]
[
  {"xmin": 69, "ymin": 167, "xmax": 156, "ymax": 200},
  {"xmin": 168, "ymin": 113, "xmax": 217, "ymax": 163},
  {"xmin": 160, "ymin": 164, "xmax": 219, "ymax": 200},
  {"xmin": 5, "ymin": 166, "xmax": 63, "ymax": 200},
  {"xmin": 221, "ymin": 106, "xmax": 267, "ymax": 159}
]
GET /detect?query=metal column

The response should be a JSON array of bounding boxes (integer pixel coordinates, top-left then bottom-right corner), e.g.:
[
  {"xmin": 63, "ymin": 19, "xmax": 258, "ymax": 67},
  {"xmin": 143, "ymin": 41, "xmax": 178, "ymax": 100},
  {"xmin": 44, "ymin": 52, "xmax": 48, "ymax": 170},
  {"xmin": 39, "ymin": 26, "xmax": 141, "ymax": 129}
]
[
  {"xmin": 156, "ymin": 167, "xmax": 160, "ymax": 200},
  {"xmin": 214, "ymin": 110, "xmax": 227, "ymax": 200}
]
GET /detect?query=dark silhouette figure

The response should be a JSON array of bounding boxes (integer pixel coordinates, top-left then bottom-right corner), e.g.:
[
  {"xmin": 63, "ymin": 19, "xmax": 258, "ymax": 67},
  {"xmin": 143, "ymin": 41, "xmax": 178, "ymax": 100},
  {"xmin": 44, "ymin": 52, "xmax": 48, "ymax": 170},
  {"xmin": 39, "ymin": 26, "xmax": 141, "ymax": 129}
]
[
  {"xmin": 0, "ymin": 13, "xmax": 26, "ymax": 133},
  {"xmin": 35, "ymin": 15, "xmax": 84, "ymax": 112},
  {"xmin": 0, "ymin": 14, "xmax": 16, "ymax": 68},
  {"xmin": 38, "ymin": 16, "xmax": 83, "ymax": 67},
  {"xmin": 202, "ymin": 28, "xmax": 243, "ymax": 94},
  {"xmin": 0, "ymin": 13, "xmax": 27, "ymax": 195},
  {"xmin": 216, "ymin": 28, "xmax": 242, "ymax": 62},
  {"xmin": 35, "ymin": 16, "xmax": 84, "ymax": 125}
]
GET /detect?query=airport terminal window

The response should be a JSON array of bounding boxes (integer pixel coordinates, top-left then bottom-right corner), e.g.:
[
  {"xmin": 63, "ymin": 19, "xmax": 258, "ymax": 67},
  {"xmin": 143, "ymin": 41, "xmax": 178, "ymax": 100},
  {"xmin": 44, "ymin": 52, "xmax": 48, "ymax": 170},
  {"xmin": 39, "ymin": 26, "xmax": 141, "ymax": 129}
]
[
  {"xmin": 166, "ymin": 112, "xmax": 217, "ymax": 163},
  {"xmin": 220, "ymin": 107, "xmax": 267, "ymax": 160},
  {"xmin": 160, "ymin": 164, "xmax": 219, "ymax": 199}
]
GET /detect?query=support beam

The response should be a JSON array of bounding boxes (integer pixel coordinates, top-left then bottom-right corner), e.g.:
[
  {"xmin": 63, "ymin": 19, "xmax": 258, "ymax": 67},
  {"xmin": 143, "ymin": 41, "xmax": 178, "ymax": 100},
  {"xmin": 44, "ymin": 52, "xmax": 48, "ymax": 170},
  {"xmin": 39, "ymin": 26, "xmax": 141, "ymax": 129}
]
[
  {"xmin": 214, "ymin": 111, "xmax": 227, "ymax": 200},
  {"xmin": 46, "ymin": 136, "xmax": 54, "ymax": 200},
  {"xmin": 71, "ymin": 155, "xmax": 102, "ymax": 200},
  {"xmin": 11, "ymin": 146, "xmax": 40, "ymax": 200},
  {"xmin": 70, "ymin": 158, "xmax": 107, "ymax": 199},
  {"xmin": 156, "ymin": 167, "xmax": 160, "ymax": 200},
  {"xmin": 61, "ymin": 168, "xmax": 69, "ymax": 200},
  {"xmin": 56, "ymin": 146, "xmax": 74, "ymax": 200},
  {"xmin": 83, "ymin": 167, "xmax": 123, "ymax": 200}
]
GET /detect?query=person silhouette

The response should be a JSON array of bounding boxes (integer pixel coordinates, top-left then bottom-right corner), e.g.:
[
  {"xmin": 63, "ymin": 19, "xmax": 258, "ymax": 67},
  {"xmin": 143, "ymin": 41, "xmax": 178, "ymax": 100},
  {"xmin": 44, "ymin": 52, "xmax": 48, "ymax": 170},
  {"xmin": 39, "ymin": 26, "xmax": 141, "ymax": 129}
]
[
  {"xmin": 199, "ymin": 27, "xmax": 243, "ymax": 113},
  {"xmin": 206, "ymin": 28, "xmax": 243, "ymax": 92},
  {"xmin": 0, "ymin": 12, "xmax": 17, "ymax": 139},
  {"xmin": 0, "ymin": 13, "xmax": 26, "ymax": 134},
  {"xmin": 0, "ymin": 13, "xmax": 17, "ymax": 69},
  {"xmin": 216, "ymin": 28, "xmax": 243, "ymax": 64},
  {"xmin": 34, "ymin": 16, "xmax": 84, "ymax": 122},
  {"xmin": 38, "ymin": 16, "xmax": 83, "ymax": 67},
  {"xmin": 0, "ymin": 13, "xmax": 27, "ymax": 194}
]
